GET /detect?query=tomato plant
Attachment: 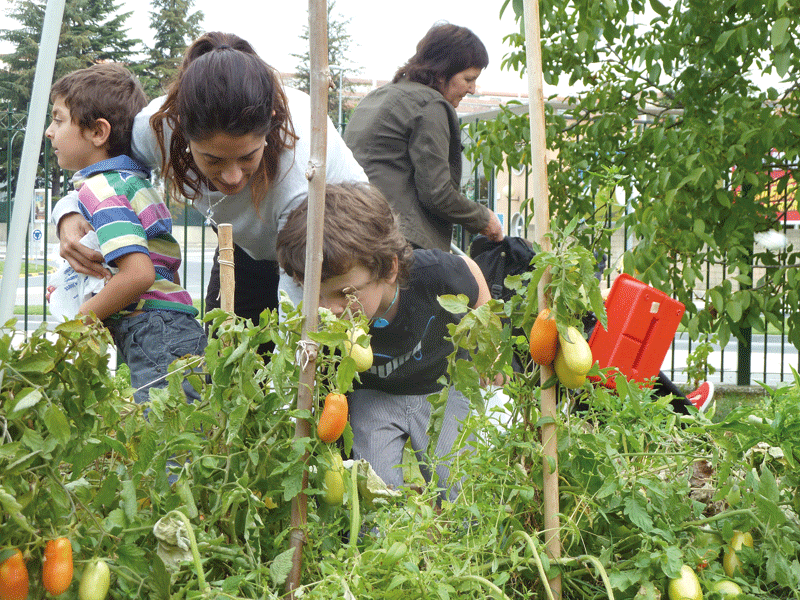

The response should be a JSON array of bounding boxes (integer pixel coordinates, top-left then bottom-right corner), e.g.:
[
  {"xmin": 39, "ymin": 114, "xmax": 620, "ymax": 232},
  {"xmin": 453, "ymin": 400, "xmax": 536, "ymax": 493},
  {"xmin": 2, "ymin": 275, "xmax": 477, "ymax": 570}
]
[{"xmin": 1, "ymin": 246, "xmax": 799, "ymax": 599}]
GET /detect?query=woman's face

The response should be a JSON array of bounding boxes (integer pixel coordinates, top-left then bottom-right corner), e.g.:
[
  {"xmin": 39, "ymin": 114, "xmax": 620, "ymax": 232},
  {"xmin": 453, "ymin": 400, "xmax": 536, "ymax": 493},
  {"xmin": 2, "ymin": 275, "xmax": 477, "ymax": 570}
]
[
  {"xmin": 440, "ymin": 66, "xmax": 482, "ymax": 108},
  {"xmin": 189, "ymin": 131, "xmax": 266, "ymax": 196}
]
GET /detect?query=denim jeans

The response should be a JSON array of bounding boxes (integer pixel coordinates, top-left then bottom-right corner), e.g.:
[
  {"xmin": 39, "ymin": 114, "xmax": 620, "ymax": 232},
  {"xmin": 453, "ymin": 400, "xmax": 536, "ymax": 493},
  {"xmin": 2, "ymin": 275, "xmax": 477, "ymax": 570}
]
[{"xmin": 109, "ymin": 310, "xmax": 207, "ymax": 404}]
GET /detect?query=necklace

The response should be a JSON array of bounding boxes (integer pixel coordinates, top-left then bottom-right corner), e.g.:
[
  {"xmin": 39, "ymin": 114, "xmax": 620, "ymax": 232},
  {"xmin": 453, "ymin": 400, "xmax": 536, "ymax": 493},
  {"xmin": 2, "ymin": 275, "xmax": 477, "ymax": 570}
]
[
  {"xmin": 372, "ymin": 283, "xmax": 399, "ymax": 328},
  {"xmin": 202, "ymin": 194, "xmax": 228, "ymax": 227}
]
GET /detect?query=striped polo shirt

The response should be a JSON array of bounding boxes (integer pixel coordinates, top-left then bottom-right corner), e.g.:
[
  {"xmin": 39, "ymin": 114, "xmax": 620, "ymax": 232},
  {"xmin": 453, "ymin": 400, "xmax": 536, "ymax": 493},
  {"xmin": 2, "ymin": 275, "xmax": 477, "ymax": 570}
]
[{"xmin": 72, "ymin": 155, "xmax": 197, "ymax": 318}]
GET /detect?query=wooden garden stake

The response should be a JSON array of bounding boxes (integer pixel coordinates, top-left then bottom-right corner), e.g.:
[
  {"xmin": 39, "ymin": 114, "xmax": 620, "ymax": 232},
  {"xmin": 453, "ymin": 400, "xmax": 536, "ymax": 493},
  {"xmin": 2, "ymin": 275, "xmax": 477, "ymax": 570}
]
[
  {"xmin": 524, "ymin": 0, "xmax": 562, "ymax": 597},
  {"xmin": 217, "ymin": 224, "xmax": 235, "ymax": 314},
  {"xmin": 286, "ymin": 0, "xmax": 329, "ymax": 595}
]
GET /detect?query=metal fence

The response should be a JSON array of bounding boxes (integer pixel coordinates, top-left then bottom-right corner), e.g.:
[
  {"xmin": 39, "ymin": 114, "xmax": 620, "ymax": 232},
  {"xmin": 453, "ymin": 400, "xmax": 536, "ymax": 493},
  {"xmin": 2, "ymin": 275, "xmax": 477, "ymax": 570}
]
[{"xmin": 3, "ymin": 106, "xmax": 798, "ymax": 388}]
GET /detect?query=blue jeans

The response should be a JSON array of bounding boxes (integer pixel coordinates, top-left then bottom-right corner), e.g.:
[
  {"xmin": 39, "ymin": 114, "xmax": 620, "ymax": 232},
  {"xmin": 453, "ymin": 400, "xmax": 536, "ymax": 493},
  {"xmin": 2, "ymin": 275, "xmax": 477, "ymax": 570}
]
[{"xmin": 109, "ymin": 310, "xmax": 207, "ymax": 404}]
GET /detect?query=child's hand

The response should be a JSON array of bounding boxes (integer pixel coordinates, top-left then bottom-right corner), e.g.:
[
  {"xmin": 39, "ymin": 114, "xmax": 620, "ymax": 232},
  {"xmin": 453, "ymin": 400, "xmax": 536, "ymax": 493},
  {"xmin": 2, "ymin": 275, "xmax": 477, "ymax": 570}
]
[{"xmin": 45, "ymin": 285, "xmax": 55, "ymax": 303}]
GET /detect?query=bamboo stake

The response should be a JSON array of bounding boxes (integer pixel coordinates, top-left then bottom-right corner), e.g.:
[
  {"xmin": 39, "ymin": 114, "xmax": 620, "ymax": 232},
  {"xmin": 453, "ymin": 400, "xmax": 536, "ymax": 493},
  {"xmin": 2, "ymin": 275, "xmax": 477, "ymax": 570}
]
[
  {"xmin": 217, "ymin": 224, "xmax": 235, "ymax": 314},
  {"xmin": 286, "ymin": 0, "xmax": 328, "ymax": 595},
  {"xmin": 523, "ymin": 0, "xmax": 562, "ymax": 598}
]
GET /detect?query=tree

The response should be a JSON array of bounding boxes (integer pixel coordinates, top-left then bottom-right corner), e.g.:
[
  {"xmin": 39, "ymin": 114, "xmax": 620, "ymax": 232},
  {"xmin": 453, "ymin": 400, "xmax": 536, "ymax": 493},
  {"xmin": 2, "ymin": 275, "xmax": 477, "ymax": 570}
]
[
  {"xmin": 289, "ymin": 0, "xmax": 361, "ymax": 127},
  {"xmin": 135, "ymin": 0, "xmax": 203, "ymax": 98},
  {"xmin": 0, "ymin": 0, "xmax": 142, "ymax": 196},
  {"xmin": 470, "ymin": 0, "xmax": 800, "ymax": 351}
]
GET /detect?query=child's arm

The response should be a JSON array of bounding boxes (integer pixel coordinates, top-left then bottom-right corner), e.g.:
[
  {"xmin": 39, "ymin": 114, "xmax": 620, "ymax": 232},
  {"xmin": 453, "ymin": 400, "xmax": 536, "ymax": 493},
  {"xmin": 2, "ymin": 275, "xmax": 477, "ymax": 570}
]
[
  {"xmin": 460, "ymin": 255, "xmax": 492, "ymax": 309},
  {"xmin": 79, "ymin": 252, "xmax": 155, "ymax": 321}
]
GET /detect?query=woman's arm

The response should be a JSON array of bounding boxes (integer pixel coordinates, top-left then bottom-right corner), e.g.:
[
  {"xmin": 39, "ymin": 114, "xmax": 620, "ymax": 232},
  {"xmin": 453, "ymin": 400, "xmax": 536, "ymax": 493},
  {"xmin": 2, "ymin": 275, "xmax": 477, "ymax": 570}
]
[
  {"xmin": 409, "ymin": 101, "xmax": 502, "ymax": 239},
  {"xmin": 58, "ymin": 213, "xmax": 112, "ymax": 279}
]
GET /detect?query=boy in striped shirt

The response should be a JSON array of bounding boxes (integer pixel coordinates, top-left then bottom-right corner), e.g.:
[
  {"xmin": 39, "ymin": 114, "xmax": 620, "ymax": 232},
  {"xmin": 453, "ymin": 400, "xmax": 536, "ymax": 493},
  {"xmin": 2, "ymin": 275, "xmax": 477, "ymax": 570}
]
[{"xmin": 46, "ymin": 63, "xmax": 206, "ymax": 403}]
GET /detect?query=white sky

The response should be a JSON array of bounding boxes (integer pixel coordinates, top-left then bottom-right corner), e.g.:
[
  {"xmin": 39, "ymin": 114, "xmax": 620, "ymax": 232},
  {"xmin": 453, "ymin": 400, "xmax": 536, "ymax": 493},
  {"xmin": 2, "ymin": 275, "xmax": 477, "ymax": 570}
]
[
  {"xmin": 1, "ymin": 0, "xmax": 786, "ymax": 96},
  {"xmin": 1, "ymin": 0, "xmax": 532, "ymax": 95}
]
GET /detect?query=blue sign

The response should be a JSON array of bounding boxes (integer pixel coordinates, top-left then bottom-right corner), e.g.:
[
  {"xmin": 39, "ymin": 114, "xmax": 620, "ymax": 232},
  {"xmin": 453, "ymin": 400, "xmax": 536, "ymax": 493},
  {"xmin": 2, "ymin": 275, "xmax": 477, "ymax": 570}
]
[{"xmin": 32, "ymin": 229, "xmax": 42, "ymax": 241}]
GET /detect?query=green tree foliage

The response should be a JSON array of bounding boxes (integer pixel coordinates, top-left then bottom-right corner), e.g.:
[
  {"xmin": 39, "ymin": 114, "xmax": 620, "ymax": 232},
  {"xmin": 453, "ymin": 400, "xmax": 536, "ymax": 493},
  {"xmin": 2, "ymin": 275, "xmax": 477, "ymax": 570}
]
[
  {"xmin": 0, "ymin": 0, "xmax": 141, "ymax": 195},
  {"xmin": 469, "ymin": 0, "xmax": 800, "ymax": 351},
  {"xmin": 0, "ymin": 0, "xmax": 141, "ymax": 109},
  {"xmin": 136, "ymin": 0, "xmax": 203, "ymax": 98},
  {"xmin": 289, "ymin": 0, "xmax": 361, "ymax": 127}
]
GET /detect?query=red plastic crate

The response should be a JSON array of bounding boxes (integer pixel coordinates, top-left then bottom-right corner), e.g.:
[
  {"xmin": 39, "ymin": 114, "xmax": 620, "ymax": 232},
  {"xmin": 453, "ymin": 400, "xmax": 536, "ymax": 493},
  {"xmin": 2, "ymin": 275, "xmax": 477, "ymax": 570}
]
[{"xmin": 588, "ymin": 273, "xmax": 685, "ymax": 388}]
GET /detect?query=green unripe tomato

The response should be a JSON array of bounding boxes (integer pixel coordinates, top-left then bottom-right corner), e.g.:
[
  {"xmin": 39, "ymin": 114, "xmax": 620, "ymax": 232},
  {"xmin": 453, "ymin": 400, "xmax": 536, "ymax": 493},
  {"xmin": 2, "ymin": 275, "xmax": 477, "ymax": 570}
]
[
  {"xmin": 79, "ymin": 559, "xmax": 111, "ymax": 600},
  {"xmin": 667, "ymin": 565, "xmax": 703, "ymax": 600},
  {"xmin": 709, "ymin": 580, "xmax": 742, "ymax": 598},
  {"xmin": 321, "ymin": 452, "xmax": 345, "ymax": 506}
]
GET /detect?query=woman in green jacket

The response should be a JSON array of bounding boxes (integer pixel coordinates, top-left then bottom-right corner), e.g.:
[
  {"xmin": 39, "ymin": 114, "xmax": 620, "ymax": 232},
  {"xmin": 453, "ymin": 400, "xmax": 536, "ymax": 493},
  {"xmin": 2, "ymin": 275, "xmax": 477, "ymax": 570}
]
[{"xmin": 344, "ymin": 23, "xmax": 504, "ymax": 251}]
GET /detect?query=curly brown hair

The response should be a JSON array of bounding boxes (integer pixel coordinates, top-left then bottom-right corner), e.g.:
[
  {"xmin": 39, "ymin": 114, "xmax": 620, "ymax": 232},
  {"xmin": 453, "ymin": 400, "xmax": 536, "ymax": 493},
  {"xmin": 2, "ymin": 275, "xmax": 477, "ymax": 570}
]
[
  {"xmin": 50, "ymin": 63, "xmax": 147, "ymax": 158},
  {"xmin": 151, "ymin": 32, "xmax": 298, "ymax": 209},
  {"xmin": 276, "ymin": 182, "xmax": 414, "ymax": 287}
]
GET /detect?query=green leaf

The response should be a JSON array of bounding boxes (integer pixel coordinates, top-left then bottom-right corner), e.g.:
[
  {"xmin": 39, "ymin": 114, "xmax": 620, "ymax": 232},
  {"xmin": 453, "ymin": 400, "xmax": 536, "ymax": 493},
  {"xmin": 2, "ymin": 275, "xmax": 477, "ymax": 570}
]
[
  {"xmin": 13, "ymin": 354, "xmax": 55, "ymax": 374},
  {"xmin": 10, "ymin": 388, "xmax": 43, "ymax": 413},
  {"xmin": 121, "ymin": 479, "xmax": 138, "ymax": 520},
  {"xmin": 624, "ymin": 495, "xmax": 654, "ymax": 531},
  {"xmin": 774, "ymin": 50, "xmax": 791, "ymax": 77},
  {"xmin": 757, "ymin": 466, "xmax": 780, "ymax": 504},
  {"xmin": 44, "ymin": 404, "xmax": 71, "ymax": 445},
  {"xmin": 649, "ymin": 0, "xmax": 669, "ymax": 18},
  {"xmin": 726, "ymin": 299, "xmax": 742, "ymax": 323},
  {"xmin": 713, "ymin": 29, "xmax": 735, "ymax": 54},
  {"xmin": 269, "ymin": 547, "xmax": 296, "ymax": 586},
  {"xmin": 771, "ymin": 17, "xmax": 790, "ymax": 49}
]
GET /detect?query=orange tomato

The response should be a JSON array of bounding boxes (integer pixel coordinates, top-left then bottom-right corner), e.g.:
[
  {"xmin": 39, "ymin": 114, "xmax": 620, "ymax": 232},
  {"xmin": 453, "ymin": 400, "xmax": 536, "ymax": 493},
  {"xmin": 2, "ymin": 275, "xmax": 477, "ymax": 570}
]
[
  {"xmin": 317, "ymin": 392, "xmax": 348, "ymax": 443},
  {"xmin": 0, "ymin": 549, "xmax": 29, "ymax": 600},
  {"xmin": 42, "ymin": 537, "xmax": 73, "ymax": 596},
  {"xmin": 529, "ymin": 308, "xmax": 558, "ymax": 366}
]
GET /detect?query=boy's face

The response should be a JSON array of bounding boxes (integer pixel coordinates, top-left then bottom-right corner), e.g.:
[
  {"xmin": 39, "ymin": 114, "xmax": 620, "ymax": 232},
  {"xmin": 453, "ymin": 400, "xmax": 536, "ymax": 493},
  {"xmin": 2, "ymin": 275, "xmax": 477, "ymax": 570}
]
[
  {"xmin": 45, "ymin": 97, "xmax": 99, "ymax": 172},
  {"xmin": 319, "ymin": 264, "xmax": 396, "ymax": 322}
]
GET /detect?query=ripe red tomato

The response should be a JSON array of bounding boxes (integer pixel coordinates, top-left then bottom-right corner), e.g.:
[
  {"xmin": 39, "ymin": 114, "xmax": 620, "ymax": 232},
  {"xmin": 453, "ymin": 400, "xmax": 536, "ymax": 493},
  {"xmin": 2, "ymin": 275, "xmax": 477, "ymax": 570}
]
[
  {"xmin": 0, "ymin": 549, "xmax": 29, "ymax": 600},
  {"xmin": 317, "ymin": 392, "xmax": 348, "ymax": 443},
  {"xmin": 42, "ymin": 537, "xmax": 73, "ymax": 596}
]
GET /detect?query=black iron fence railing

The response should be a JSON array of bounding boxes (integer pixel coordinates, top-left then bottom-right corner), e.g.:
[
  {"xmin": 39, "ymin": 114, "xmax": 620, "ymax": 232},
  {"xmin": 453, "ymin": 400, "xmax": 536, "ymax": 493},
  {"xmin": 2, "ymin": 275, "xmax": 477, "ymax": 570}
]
[{"xmin": 3, "ymin": 106, "xmax": 797, "ymax": 387}]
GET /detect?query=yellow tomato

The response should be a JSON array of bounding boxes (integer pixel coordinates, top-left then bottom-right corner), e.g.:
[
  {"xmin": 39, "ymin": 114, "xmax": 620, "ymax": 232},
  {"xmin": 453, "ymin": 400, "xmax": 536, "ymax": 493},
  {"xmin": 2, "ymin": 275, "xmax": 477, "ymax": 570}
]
[
  {"xmin": 344, "ymin": 327, "xmax": 373, "ymax": 372},
  {"xmin": 722, "ymin": 530, "xmax": 753, "ymax": 577}
]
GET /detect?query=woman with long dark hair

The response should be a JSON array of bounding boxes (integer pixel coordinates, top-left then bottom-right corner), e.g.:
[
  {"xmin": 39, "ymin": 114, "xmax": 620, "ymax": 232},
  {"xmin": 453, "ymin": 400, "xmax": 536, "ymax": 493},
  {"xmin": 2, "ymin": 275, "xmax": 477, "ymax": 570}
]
[{"xmin": 54, "ymin": 31, "xmax": 367, "ymax": 323}]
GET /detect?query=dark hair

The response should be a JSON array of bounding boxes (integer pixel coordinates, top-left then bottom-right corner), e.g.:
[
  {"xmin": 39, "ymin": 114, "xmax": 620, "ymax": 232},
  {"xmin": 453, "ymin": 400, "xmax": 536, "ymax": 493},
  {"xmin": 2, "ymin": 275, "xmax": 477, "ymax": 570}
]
[
  {"xmin": 276, "ymin": 182, "xmax": 413, "ymax": 286},
  {"xmin": 392, "ymin": 23, "xmax": 489, "ymax": 93},
  {"xmin": 50, "ymin": 63, "xmax": 147, "ymax": 158},
  {"xmin": 151, "ymin": 32, "xmax": 297, "ymax": 207}
]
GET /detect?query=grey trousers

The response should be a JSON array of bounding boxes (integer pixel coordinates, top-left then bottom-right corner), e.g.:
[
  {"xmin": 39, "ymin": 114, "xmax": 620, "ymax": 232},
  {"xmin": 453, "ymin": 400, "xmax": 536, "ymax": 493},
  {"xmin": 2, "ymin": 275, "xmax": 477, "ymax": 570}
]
[{"xmin": 348, "ymin": 386, "xmax": 471, "ymax": 503}]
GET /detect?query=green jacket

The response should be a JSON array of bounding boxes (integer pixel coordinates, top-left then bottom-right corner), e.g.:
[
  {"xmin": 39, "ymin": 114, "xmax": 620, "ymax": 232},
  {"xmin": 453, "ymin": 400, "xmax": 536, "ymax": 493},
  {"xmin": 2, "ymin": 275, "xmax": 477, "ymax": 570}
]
[{"xmin": 344, "ymin": 78, "xmax": 491, "ymax": 251}]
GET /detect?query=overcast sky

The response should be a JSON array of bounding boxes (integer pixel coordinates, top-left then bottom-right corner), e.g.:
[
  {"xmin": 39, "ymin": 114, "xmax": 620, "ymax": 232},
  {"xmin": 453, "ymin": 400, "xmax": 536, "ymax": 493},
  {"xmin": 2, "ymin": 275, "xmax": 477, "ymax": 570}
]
[
  {"xmin": 2, "ymin": 1, "xmax": 786, "ymax": 96},
  {"xmin": 1, "ymin": 0, "xmax": 533, "ymax": 94}
]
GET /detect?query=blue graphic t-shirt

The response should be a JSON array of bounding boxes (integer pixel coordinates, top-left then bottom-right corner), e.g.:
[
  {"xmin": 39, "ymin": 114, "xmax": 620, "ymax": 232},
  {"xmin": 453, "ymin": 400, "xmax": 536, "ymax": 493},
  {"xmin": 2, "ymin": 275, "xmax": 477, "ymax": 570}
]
[{"xmin": 357, "ymin": 248, "xmax": 479, "ymax": 395}]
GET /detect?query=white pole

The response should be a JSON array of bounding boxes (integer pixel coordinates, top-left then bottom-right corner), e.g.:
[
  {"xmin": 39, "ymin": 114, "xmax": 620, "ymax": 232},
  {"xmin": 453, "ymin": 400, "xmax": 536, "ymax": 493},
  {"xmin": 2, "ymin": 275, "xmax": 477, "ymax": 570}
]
[{"xmin": 0, "ymin": 0, "xmax": 67, "ymax": 325}]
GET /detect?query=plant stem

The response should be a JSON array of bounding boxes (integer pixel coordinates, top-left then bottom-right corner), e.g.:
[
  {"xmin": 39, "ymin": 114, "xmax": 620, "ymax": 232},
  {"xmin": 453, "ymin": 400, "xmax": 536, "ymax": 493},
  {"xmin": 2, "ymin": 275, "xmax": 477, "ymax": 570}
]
[{"xmin": 168, "ymin": 509, "xmax": 209, "ymax": 594}]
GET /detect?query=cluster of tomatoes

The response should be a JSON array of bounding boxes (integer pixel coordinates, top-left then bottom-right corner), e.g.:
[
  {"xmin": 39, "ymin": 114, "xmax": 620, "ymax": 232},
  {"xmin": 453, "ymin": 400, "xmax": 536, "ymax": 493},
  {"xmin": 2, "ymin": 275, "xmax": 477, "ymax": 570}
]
[
  {"xmin": 529, "ymin": 308, "xmax": 594, "ymax": 388},
  {"xmin": 0, "ymin": 538, "xmax": 110, "ymax": 600}
]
